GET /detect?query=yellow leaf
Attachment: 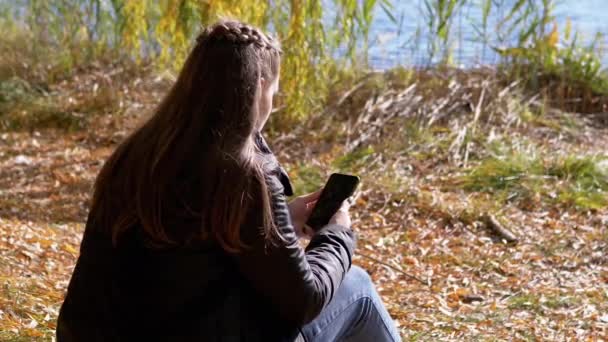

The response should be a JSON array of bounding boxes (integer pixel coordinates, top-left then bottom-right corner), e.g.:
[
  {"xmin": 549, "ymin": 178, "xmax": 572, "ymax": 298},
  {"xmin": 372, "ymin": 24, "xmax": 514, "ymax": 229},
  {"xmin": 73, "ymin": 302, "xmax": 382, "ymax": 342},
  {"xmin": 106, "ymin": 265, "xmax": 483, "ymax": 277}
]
[
  {"xmin": 546, "ymin": 22, "xmax": 559, "ymax": 48},
  {"xmin": 64, "ymin": 244, "xmax": 78, "ymax": 255}
]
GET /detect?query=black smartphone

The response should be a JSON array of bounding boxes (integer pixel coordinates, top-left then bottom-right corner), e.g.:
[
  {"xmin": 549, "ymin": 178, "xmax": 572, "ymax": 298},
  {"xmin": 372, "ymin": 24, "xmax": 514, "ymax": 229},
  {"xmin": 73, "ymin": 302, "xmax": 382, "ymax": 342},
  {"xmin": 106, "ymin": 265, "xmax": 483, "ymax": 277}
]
[{"xmin": 305, "ymin": 173, "xmax": 360, "ymax": 231}]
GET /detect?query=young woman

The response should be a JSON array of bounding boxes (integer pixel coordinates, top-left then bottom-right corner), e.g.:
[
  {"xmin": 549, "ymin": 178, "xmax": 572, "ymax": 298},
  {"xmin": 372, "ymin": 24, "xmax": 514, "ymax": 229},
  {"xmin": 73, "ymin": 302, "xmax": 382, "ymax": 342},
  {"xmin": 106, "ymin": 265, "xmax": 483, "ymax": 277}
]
[{"xmin": 57, "ymin": 20, "xmax": 400, "ymax": 342}]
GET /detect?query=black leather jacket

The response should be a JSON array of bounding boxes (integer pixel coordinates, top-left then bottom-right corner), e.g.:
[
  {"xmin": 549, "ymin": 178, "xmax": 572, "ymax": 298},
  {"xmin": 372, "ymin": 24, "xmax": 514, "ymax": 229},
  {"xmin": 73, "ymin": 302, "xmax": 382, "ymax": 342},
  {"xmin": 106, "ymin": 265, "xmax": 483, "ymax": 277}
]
[{"xmin": 56, "ymin": 133, "xmax": 356, "ymax": 341}]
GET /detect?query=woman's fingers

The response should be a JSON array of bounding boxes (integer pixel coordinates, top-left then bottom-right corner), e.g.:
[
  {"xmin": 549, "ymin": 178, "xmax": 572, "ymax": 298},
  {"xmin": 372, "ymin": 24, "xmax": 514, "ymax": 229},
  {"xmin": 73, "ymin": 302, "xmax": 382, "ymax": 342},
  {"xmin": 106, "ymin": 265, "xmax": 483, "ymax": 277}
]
[
  {"xmin": 330, "ymin": 201, "xmax": 352, "ymax": 227},
  {"xmin": 300, "ymin": 189, "xmax": 323, "ymax": 202},
  {"xmin": 339, "ymin": 198, "xmax": 351, "ymax": 212},
  {"xmin": 346, "ymin": 196, "xmax": 356, "ymax": 206},
  {"xmin": 301, "ymin": 225, "xmax": 314, "ymax": 238},
  {"xmin": 305, "ymin": 200, "xmax": 318, "ymax": 210}
]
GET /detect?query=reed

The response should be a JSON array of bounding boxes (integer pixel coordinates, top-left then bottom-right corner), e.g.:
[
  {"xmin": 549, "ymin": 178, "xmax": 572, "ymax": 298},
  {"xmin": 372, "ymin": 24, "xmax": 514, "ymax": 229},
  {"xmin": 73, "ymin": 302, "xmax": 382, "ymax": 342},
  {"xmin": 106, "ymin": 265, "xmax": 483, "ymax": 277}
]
[
  {"xmin": 0, "ymin": 0, "xmax": 393, "ymax": 128},
  {"xmin": 491, "ymin": 0, "xmax": 608, "ymax": 113},
  {"xmin": 420, "ymin": 0, "xmax": 608, "ymax": 112},
  {"xmin": 1, "ymin": 0, "xmax": 607, "ymax": 129},
  {"xmin": 421, "ymin": 0, "xmax": 467, "ymax": 64}
]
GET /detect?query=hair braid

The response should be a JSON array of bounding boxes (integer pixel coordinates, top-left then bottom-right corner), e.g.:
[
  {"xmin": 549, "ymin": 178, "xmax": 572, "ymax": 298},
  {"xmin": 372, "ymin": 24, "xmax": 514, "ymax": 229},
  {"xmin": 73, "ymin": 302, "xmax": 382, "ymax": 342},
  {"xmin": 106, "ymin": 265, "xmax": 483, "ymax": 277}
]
[{"xmin": 197, "ymin": 21, "xmax": 281, "ymax": 53}]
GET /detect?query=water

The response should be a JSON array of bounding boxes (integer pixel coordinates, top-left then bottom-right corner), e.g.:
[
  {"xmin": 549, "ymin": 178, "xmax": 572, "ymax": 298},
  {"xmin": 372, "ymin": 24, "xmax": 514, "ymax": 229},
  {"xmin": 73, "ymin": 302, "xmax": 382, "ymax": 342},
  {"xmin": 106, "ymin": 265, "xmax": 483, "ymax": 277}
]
[
  {"xmin": 367, "ymin": 0, "xmax": 608, "ymax": 69},
  {"xmin": 4, "ymin": 0, "xmax": 607, "ymax": 69}
]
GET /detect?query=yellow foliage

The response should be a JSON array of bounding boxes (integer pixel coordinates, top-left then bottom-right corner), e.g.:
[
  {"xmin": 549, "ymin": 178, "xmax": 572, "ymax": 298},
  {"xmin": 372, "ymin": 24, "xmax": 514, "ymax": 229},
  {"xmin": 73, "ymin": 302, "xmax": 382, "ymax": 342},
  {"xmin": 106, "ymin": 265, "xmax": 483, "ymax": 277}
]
[
  {"xmin": 546, "ymin": 22, "xmax": 559, "ymax": 48},
  {"xmin": 121, "ymin": 0, "xmax": 149, "ymax": 61},
  {"xmin": 202, "ymin": 0, "xmax": 268, "ymax": 26},
  {"xmin": 3, "ymin": 0, "xmax": 379, "ymax": 127},
  {"xmin": 564, "ymin": 17, "xmax": 572, "ymax": 41}
]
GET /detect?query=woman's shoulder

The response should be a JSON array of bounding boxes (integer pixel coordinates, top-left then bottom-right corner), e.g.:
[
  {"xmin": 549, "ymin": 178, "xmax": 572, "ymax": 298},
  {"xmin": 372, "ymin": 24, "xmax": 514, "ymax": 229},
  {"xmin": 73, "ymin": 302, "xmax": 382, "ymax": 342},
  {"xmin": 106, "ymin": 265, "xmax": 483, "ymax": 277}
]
[{"xmin": 254, "ymin": 133, "xmax": 294, "ymax": 196}]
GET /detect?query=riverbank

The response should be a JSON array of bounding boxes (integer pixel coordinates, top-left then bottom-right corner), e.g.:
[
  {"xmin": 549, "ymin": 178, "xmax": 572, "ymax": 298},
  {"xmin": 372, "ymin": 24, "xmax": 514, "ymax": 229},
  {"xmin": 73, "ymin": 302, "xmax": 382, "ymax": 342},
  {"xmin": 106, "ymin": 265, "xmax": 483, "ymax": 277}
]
[{"xmin": 1, "ymin": 63, "xmax": 607, "ymax": 340}]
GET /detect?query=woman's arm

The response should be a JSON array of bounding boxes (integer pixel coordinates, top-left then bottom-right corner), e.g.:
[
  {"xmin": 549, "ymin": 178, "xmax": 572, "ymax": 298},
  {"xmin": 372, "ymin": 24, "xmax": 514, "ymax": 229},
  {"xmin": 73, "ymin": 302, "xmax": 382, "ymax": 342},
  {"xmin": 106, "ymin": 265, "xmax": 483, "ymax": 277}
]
[{"xmin": 232, "ymin": 177, "xmax": 356, "ymax": 325}]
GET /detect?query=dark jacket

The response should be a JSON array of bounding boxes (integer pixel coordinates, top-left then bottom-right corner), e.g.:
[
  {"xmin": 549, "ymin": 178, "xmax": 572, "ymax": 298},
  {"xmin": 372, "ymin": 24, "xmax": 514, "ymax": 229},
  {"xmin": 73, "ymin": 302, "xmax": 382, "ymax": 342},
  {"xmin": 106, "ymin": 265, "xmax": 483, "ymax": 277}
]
[{"xmin": 56, "ymin": 133, "xmax": 356, "ymax": 341}]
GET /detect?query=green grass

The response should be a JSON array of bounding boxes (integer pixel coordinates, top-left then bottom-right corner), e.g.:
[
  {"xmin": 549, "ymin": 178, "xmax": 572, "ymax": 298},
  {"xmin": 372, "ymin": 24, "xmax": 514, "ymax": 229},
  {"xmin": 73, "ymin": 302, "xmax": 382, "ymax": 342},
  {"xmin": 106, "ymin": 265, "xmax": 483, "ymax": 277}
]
[
  {"xmin": 508, "ymin": 293, "xmax": 541, "ymax": 311},
  {"xmin": 462, "ymin": 153, "xmax": 608, "ymax": 210},
  {"xmin": 1, "ymin": 90, "xmax": 99, "ymax": 131},
  {"xmin": 541, "ymin": 295, "xmax": 580, "ymax": 310},
  {"xmin": 462, "ymin": 153, "xmax": 544, "ymax": 193},
  {"xmin": 507, "ymin": 293, "xmax": 581, "ymax": 316},
  {"xmin": 333, "ymin": 146, "xmax": 375, "ymax": 173},
  {"xmin": 518, "ymin": 108, "xmax": 583, "ymax": 135},
  {"xmin": 0, "ymin": 71, "xmax": 121, "ymax": 131},
  {"xmin": 288, "ymin": 163, "xmax": 325, "ymax": 196}
]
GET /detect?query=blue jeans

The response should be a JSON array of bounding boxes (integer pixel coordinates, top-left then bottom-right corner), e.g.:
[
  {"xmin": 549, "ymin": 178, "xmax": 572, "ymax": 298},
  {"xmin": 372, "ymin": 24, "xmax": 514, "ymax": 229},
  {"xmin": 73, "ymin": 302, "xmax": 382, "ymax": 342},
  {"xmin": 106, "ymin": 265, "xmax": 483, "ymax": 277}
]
[{"xmin": 300, "ymin": 266, "xmax": 401, "ymax": 342}]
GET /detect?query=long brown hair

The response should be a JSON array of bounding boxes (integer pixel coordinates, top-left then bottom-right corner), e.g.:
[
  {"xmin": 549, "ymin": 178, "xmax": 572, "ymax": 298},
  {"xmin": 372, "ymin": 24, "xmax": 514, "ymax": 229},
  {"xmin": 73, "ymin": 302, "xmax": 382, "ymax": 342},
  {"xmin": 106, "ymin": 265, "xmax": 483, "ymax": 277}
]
[{"xmin": 90, "ymin": 20, "xmax": 282, "ymax": 252}]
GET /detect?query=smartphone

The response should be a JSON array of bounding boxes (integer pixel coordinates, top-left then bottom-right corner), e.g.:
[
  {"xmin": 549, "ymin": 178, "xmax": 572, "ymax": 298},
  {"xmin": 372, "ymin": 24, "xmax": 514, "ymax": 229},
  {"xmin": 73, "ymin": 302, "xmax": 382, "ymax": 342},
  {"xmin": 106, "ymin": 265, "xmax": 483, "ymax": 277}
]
[{"xmin": 305, "ymin": 173, "xmax": 360, "ymax": 231}]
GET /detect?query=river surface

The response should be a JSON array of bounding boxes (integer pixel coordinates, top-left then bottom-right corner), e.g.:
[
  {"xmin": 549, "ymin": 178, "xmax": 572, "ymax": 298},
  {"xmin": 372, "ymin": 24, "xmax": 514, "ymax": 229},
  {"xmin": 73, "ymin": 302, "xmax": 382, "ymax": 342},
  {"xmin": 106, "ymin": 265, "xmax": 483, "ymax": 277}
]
[
  {"xmin": 367, "ymin": 0, "xmax": 608, "ymax": 69},
  {"xmin": 3, "ymin": 0, "xmax": 607, "ymax": 69}
]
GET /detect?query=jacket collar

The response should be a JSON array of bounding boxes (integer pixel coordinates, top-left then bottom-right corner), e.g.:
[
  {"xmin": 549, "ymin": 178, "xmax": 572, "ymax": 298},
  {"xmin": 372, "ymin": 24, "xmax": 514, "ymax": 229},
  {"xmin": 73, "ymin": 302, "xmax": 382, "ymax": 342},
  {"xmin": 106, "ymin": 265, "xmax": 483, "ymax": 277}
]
[{"xmin": 254, "ymin": 132, "xmax": 294, "ymax": 197}]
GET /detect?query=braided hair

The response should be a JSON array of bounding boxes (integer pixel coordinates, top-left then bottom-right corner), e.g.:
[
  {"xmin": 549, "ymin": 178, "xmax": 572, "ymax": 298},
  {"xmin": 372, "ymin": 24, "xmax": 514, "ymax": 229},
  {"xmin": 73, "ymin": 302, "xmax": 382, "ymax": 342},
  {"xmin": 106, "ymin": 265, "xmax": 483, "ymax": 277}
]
[
  {"xmin": 194, "ymin": 20, "xmax": 282, "ymax": 94},
  {"xmin": 93, "ymin": 20, "xmax": 283, "ymax": 251},
  {"xmin": 197, "ymin": 21, "xmax": 281, "ymax": 53}
]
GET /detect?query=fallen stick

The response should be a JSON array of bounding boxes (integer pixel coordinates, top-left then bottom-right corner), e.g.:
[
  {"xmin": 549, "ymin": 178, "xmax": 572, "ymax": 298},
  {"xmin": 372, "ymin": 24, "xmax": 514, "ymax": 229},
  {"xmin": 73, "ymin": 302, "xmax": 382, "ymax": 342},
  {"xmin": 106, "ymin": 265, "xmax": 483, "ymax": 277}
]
[
  {"xmin": 358, "ymin": 252, "xmax": 429, "ymax": 286},
  {"xmin": 483, "ymin": 214, "xmax": 518, "ymax": 244}
]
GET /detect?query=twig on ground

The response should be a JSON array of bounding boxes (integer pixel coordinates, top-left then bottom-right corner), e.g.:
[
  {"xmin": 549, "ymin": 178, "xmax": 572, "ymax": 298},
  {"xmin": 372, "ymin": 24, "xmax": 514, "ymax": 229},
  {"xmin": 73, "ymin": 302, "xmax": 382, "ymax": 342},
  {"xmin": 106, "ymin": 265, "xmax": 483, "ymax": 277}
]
[
  {"xmin": 483, "ymin": 214, "xmax": 518, "ymax": 244},
  {"xmin": 358, "ymin": 251, "xmax": 429, "ymax": 286}
]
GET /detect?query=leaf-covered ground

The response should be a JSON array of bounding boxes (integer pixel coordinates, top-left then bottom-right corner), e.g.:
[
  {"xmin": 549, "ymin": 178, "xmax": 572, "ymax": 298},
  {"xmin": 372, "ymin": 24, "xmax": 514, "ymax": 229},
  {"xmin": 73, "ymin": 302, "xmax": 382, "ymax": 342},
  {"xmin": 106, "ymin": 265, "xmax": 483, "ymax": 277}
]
[{"xmin": 1, "ymin": 68, "xmax": 607, "ymax": 341}]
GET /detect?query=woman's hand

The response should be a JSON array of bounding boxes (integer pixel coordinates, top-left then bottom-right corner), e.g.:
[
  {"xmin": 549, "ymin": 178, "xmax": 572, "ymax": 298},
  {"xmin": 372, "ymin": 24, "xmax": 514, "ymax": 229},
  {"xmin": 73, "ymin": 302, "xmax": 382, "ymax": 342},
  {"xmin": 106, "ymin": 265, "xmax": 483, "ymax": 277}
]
[
  {"xmin": 288, "ymin": 190, "xmax": 322, "ymax": 238},
  {"xmin": 329, "ymin": 199, "xmax": 352, "ymax": 228}
]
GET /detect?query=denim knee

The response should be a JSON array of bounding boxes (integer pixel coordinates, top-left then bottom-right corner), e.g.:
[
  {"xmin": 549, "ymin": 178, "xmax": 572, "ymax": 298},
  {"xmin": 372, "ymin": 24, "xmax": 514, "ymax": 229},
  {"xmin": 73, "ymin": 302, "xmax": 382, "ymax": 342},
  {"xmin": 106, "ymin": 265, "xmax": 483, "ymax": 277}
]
[
  {"xmin": 342, "ymin": 265, "xmax": 375, "ymax": 296},
  {"xmin": 349, "ymin": 266, "xmax": 372, "ymax": 283}
]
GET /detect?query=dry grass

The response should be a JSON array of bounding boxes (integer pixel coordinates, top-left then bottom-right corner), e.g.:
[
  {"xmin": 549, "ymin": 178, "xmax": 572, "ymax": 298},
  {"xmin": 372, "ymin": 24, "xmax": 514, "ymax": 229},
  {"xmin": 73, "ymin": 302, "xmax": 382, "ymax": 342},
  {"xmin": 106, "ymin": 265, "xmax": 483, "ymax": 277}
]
[{"xmin": 1, "ymin": 67, "xmax": 608, "ymax": 341}]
